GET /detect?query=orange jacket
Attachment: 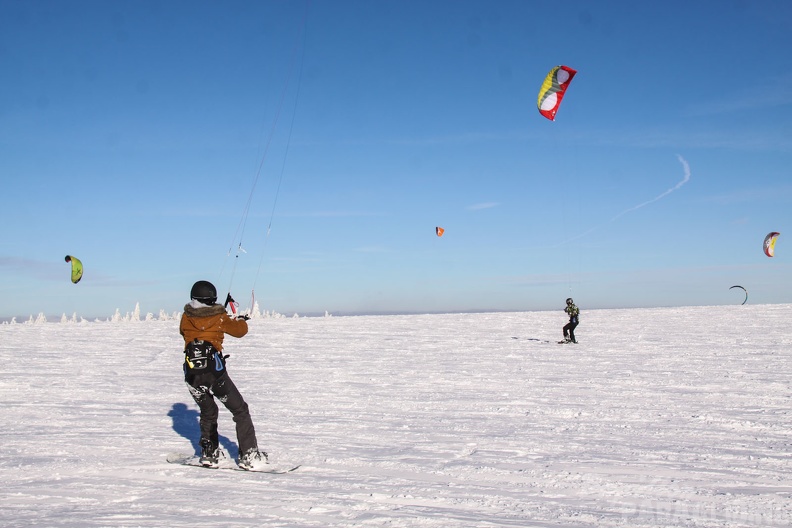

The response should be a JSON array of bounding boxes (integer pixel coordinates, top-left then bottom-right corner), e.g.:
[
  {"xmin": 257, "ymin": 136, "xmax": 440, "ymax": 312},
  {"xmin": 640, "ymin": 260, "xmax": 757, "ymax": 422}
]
[{"xmin": 179, "ymin": 302, "xmax": 248, "ymax": 351}]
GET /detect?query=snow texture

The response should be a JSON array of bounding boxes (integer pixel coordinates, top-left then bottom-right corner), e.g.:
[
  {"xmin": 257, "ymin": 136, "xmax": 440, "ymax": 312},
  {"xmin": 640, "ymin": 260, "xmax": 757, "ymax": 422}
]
[{"xmin": 0, "ymin": 305, "xmax": 790, "ymax": 527}]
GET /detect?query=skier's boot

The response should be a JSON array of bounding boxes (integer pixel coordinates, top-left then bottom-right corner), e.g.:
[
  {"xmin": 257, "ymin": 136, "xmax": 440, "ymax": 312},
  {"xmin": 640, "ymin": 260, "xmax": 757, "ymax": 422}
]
[
  {"xmin": 238, "ymin": 448, "xmax": 269, "ymax": 470},
  {"xmin": 199, "ymin": 438, "xmax": 220, "ymax": 468}
]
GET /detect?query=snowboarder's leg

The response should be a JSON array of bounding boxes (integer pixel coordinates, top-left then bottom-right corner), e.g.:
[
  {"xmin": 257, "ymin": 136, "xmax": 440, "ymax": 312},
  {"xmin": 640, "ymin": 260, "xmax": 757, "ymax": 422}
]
[
  {"xmin": 211, "ymin": 374, "xmax": 258, "ymax": 455},
  {"xmin": 568, "ymin": 322, "xmax": 578, "ymax": 343},
  {"xmin": 187, "ymin": 381, "xmax": 219, "ymax": 449},
  {"xmin": 562, "ymin": 323, "xmax": 571, "ymax": 342}
]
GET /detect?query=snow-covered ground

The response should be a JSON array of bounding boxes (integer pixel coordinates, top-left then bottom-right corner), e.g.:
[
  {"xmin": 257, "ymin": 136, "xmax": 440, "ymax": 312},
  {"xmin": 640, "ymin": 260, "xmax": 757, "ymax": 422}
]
[{"xmin": 1, "ymin": 305, "xmax": 790, "ymax": 527}]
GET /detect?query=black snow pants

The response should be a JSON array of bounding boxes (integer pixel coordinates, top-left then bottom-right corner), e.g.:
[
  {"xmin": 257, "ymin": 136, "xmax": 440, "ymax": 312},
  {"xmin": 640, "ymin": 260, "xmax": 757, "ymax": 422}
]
[
  {"xmin": 186, "ymin": 372, "xmax": 258, "ymax": 455},
  {"xmin": 563, "ymin": 320, "xmax": 579, "ymax": 342}
]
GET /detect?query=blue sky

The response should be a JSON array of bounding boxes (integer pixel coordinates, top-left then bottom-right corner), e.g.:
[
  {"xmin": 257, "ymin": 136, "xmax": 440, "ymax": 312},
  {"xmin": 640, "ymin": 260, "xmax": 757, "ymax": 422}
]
[{"xmin": 2, "ymin": 0, "xmax": 791, "ymax": 319}]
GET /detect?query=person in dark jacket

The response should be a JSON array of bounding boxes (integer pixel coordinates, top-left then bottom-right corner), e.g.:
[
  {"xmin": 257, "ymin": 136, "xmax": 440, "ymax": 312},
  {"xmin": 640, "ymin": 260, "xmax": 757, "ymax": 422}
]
[
  {"xmin": 180, "ymin": 280, "xmax": 267, "ymax": 470},
  {"xmin": 562, "ymin": 297, "xmax": 580, "ymax": 344}
]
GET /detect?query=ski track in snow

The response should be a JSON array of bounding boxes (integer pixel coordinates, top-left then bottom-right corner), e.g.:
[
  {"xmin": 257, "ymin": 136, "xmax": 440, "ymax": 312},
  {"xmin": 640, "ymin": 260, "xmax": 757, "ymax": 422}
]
[{"xmin": 0, "ymin": 305, "xmax": 790, "ymax": 527}]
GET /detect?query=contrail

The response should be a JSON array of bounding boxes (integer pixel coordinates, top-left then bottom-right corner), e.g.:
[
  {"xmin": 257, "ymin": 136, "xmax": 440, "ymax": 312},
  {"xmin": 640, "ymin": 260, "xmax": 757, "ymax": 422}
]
[
  {"xmin": 607, "ymin": 154, "xmax": 690, "ymax": 223},
  {"xmin": 561, "ymin": 155, "xmax": 691, "ymax": 244}
]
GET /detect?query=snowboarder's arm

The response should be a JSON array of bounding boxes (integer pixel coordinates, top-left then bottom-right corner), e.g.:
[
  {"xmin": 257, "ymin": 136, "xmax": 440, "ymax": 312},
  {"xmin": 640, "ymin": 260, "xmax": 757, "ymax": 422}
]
[{"xmin": 222, "ymin": 316, "xmax": 248, "ymax": 338}]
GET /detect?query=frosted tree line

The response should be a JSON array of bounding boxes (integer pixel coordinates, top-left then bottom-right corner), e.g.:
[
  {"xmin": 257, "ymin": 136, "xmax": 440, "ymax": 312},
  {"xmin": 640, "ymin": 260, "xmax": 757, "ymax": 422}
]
[{"xmin": 1, "ymin": 302, "xmax": 332, "ymax": 325}]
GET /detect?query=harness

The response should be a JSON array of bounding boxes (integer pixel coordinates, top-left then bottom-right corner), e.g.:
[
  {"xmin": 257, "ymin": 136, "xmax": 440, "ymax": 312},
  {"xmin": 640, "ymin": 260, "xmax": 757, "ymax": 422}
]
[{"xmin": 183, "ymin": 339, "xmax": 226, "ymax": 382}]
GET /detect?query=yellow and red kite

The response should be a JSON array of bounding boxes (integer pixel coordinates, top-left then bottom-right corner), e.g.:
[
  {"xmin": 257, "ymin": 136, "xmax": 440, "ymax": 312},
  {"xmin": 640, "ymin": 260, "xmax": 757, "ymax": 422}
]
[
  {"xmin": 537, "ymin": 65, "xmax": 577, "ymax": 121},
  {"xmin": 763, "ymin": 232, "xmax": 780, "ymax": 257}
]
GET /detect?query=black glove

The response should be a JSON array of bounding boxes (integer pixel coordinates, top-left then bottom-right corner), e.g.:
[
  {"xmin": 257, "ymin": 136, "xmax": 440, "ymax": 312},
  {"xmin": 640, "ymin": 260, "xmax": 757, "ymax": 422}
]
[{"xmin": 237, "ymin": 314, "xmax": 250, "ymax": 321}]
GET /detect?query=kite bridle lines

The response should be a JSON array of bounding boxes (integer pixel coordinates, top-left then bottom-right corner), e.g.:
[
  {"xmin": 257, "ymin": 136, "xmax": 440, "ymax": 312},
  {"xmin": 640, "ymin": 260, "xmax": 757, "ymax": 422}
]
[{"xmin": 220, "ymin": 1, "xmax": 310, "ymax": 314}]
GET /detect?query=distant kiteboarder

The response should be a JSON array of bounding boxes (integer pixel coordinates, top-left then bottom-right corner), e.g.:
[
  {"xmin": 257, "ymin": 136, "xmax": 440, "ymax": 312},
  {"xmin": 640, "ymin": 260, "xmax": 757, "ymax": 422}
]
[{"xmin": 560, "ymin": 298, "xmax": 580, "ymax": 344}]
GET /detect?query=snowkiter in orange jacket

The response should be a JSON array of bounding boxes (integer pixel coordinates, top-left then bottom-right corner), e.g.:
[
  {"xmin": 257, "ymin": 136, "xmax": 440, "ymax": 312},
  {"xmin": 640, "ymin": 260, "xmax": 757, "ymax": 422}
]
[{"xmin": 180, "ymin": 280, "xmax": 267, "ymax": 470}]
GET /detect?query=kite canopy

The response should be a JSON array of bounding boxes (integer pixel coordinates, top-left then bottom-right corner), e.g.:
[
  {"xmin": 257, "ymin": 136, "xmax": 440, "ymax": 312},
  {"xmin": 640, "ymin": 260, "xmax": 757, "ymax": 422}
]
[
  {"xmin": 729, "ymin": 285, "xmax": 747, "ymax": 305},
  {"xmin": 436, "ymin": 227, "xmax": 445, "ymax": 237},
  {"xmin": 65, "ymin": 255, "xmax": 83, "ymax": 284},
  {"xmin": 537, "ymin": 65, "xmax": 577, "ymax": 121},
  {"xmin": 763, "ymin": 232, "xmax": 780, "ymax": 257}
]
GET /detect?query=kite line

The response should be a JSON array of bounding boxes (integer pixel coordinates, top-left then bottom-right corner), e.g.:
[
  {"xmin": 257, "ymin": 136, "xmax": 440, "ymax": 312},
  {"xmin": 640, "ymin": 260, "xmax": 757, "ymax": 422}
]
[{"xmin": 220, "ymin": 1, "xmax": 310, "ymax": 314}]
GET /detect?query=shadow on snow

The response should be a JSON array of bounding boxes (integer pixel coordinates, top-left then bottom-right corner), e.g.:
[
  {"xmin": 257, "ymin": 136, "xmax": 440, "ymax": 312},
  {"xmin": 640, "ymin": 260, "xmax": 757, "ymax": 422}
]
[{"xmin": 167, "ymin": 402, "xmax": 238, "ymax": 459}]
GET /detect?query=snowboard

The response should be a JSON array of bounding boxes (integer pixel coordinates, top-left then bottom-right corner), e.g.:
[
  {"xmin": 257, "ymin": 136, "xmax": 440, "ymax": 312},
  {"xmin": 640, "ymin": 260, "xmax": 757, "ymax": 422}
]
[{"xmin": 166, "ymin": 452, "xmax": 301, "ymax": 474}]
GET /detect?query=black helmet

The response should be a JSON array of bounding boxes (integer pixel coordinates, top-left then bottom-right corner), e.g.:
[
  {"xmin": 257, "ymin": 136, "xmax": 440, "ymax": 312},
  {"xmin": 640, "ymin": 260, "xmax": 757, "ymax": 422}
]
[
  {"xmin": 566, "ymin": 298, "xmax": 574, "ymax": 305},
  {"xmin": 190, "ymin": 280, "xmax": 217, "ymax": 305}
]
